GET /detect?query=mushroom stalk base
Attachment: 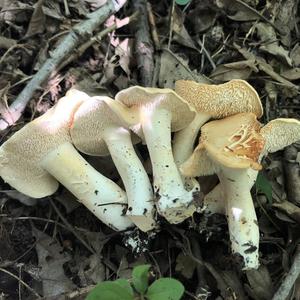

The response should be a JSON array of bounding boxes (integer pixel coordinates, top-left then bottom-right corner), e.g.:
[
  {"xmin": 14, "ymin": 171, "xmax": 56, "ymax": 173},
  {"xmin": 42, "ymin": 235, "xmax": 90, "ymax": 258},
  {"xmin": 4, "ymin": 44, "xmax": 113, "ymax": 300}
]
[
  {"xmin": 103, "ymin": 126, "xmax": 156, "ymax": 232},
  {"xmin": 141, "ymin": 107, "xmax": 200, "ymax": 223},
  {"xmin": 219, "ymin": 168, "xmax": 259, "ymax": 270},
  {"xmin": 41, "ymin": 142, "xmax": 133, "ymax": 231}
]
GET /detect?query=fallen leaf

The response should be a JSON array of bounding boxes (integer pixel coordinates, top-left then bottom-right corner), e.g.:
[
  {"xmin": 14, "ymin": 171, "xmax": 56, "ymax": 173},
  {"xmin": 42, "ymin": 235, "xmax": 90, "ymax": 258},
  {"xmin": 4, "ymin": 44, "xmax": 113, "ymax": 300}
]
[
  {"xmin": 291, "ymin": 43, "xmax": 300, "ymax": 66},
  {"xmin": 0, "ymin": 190, "xmax": 37, "ymax": 206},
  {"xmin": 25, "ymin": 0, "xmax": 46, "ymax": 37},
  {"xmin": 0, "ymin": 36, "xmax": 16, "ymax": 49},
  {"xmin": 244, "ymin": 265, "xmax": 274, "ymax": 300},
  {"xmin": 273, "ymin": 201, "xmax": 300, "ymax": 225},
  {"xmin": 175, "ymin": 252, "xmax": 196, "ymax": 279},
  {"xmin": 115, "ymin": 38, "xmax": 132, "ymax": 77},
  {"xmin": 281, "ymin": 68, "xmax": 300, "ymax": 81},
  {"xmin": 210, "ymin": 60, "xmax": 256, "ymax": 81},
  {"xmin": 217, "ymin": 0, "xmax": 259, "ymax": 21},
  {"xmin": 32, "ymin": 227, "xmax": 75, "ymax": 298},
  {"xmin": 159, "ymin": 49, "xmax": 209, "ymax": 89}
]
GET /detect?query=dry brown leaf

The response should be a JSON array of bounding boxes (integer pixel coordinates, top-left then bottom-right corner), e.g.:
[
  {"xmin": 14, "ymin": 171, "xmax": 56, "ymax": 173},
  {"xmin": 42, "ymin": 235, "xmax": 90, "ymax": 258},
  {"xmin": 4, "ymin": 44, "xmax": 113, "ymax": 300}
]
[
  {"xmin": 175, "ymin": 252, "xmax": 196, "ymax": 279},
  {"xmin": 0, "ymin": 36, "xmax": 16, "ymax": 49},
  {"xmin": 281, "ymin": 68, "xmax": 300, "ymax": 81},
  {"xmin": 0, "ymin": 84, "xmax": 16, "ymax": 125},
  {"xmin": 244, "ymin": 266, "xmax": 274, "ymax": 300},
  {"xmin": 159, "ymin": 49, "xmax": 209, "ymax": 88},
  {"xmin": 115, "ymin": 38, "xmax": 132, "ymax": 77},
  {"xmin": 32, "ymin": 227, "xmax": 75, "ymax": 297},
  {"xmin": 187, "ymin": 6, "xmax": 217, "ymax": 33},
  {"xmin": 274, "ymin": 0, "xmax": 297, "ymax": 47},
  {"xmin": 172, "ymin": 6, "xmax": 196, "ymax": 49},
  {"xmin": 273, "ymin": 201, "xmax": 300, "ymax": 225},
  {"xmin": 210, "ymin": 60, "xmax": 256, "ymax": 81},
  {"xmin": 217, "ymin": 0, "xmax": 259, "ymax": 21},
  {"xmin": 255, "ymin": 23, "xmax": 292, "ymax": 66},
  {"xmin": 25, "ymin": 0, "xmax": 46, "ymax": 37},
  {"xmin": 291, "ymin": 43, "xmax": 300, "ymax": 67}
]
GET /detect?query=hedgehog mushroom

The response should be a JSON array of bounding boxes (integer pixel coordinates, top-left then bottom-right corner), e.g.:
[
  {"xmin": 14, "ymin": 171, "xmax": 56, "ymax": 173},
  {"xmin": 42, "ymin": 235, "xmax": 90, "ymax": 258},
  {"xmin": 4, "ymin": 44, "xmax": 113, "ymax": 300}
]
[
  {"xmin": 173, "ymin": 80, "xmax": 263, "ymax": 167},
  {"xmin": 105, "ymin": 86, "xmax": 200, "ymax": 224},
  {"xmin": 181, "ymin": 113, "xmax": 265, "ymax": 270},
  {"xmin": 198, "ymin": 118, "xmax": 300, "ymax": 217},
  {"xmin": 70, "ymin": 96, "xmax": 156, "ymax": 232},
  {"xmin": 0, "ymin": 90, "xmax": 133, "ymax": 231}
]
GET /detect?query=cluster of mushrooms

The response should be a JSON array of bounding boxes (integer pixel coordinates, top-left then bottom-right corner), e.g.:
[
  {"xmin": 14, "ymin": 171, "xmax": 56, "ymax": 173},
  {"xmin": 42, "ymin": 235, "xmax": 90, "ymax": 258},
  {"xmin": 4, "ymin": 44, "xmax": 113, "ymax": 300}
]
[{"xmin": 1, "ymin": 79, "xmax": 300, "ymax": 270}]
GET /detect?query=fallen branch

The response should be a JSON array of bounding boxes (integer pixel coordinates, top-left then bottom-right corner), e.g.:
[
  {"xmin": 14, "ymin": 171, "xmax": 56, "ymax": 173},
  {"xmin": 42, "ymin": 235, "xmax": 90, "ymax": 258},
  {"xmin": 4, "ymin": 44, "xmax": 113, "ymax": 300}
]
[
  {"xmin": 0, "ymin": 0, "xmax": 127, "ymax": 130},
  {"xmin": 272, "ymin": 245, "xmax": 300, "ymax": 300},
  {"xmin": 133, "ymin": 0, "xmax": 154, "ymax": 87}
]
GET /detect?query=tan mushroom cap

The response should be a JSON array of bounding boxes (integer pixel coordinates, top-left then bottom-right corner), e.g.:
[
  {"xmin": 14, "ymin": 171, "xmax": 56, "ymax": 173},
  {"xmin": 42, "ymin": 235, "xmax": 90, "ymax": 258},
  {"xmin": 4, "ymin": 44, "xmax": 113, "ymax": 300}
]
[
  {"xmin": 0, "ymin": 90, "xmax": 90, "ymax": 198},
  {"xmin": 70, "ymin": 96, "xmax": 139, "ymax": 156},
  {"xmin": 175, "ymin": 79, "xmax": 263, "ymax": 118},
  {"xmin": 261, "ymin": 118, "xmax": 300, "ymax": 153},
  {"xmin": 199, "ymin": 113, "xmax": 265, "ymax": 170},
  {"xmin": 115, "ymin": 86, "xmax": 195, "ymax": 133}
]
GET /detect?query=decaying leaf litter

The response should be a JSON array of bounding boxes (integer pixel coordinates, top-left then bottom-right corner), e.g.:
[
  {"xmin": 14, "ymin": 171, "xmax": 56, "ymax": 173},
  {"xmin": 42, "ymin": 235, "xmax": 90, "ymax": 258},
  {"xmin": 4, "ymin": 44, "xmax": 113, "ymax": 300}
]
[{"xmin": 0, "ymin": 0, "xmax": 300, "ymax": 299}]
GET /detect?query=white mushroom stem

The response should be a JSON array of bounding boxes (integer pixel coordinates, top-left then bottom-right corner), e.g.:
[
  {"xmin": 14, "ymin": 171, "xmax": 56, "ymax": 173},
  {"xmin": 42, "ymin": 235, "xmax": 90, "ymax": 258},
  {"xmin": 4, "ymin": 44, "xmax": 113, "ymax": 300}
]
[
  {"xmin": 102, "ymin": 126, "xmax": 156, "ymax": 232},
  {"xmin": 173, "ymin": 114, "xmax": 210, "ymax": 192},
  {"xmin": 218, "ymin": 167, "xmax": 259, "ymax": 270},
  {"xmin": 41, "ymin": 142, "xmax": 133, "ymax": 231},
  {"xmin": 173, "ymin": 113, "xmax": 211, "ymax": 166},
  {"xmin": 141, "ymin": 107, "xmax": 199, "ymax": 223},
  {"xmin": 204, "ymin": 168, "xmax": 259, "ymax": 216}
]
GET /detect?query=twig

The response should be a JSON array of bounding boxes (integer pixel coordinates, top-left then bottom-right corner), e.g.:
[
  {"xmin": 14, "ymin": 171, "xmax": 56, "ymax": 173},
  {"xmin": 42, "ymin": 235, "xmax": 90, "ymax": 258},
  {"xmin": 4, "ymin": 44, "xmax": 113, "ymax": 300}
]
[
  {"xmin": 272, "ymin": 245, "xmax": 300, "ymax": 300},
  {"xmin": 133, "ymin": 0, "xmax": 154, "ymax": 86},
  {"xmin": 0, "ymin": 44, "xmax": 26, "ymax": 66},
  {"xmin": 196, "ymin": 36, "xmax": 216, "ymax": 70},
  {"xmin": 147, "ymin": 3, "xmax": 160, "ymax": 50},
  {"xmin": 63, "ymin": 0, "xmax": 70, "ymax": 16},
  {"xmin": 0, "ymin": 267, "xmax": 41, "ymax": 299},
  {"xmin": 49, "ymin": 198, "xmax": 96, "ymax": 255},
  {"xmin": 0, "ymin": 0, "xmax": 127, "ymax": 130},
  {"xmin": 58, "ymin": 11, "xmax": 139, "ymax": 72},
  {"xmin": 283, "ymin": 143, "xmax": 300, "ymax": 206},
  {"xmin": 167, "ymin": 0, "xmax": 175, "ymax": 49}
]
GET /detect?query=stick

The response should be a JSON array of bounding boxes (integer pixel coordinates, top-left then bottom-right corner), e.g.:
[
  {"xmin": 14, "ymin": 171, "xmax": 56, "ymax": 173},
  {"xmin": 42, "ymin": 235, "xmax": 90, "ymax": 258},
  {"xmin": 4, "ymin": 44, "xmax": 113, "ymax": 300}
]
[
  {"xmin": 133, "ymin": 0, "xmax": 154, "ymax": 87},
  {"xmin": 272, "ymin": 245, "xmax": 300, "ymax": 300},
  {"xmin": 0, "ymin": 0, "xmax": 127, "ymax": 130}
]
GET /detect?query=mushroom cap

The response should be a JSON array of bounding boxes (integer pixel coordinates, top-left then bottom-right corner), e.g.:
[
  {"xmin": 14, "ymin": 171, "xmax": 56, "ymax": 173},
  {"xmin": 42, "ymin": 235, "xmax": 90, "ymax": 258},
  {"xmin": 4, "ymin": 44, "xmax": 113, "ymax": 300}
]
[
  {"xmin": 200, "ymin": 113, "xmax": 265, "ymax": 170},
  {"xmin": 261, "ymin": 118, "xmax": 300, "ymax": 153},
  {"xmin": 0, "ymin": 89, "xmax": 90, "ymax": 198},
  {"xmin": 175, "ymin": 79, "xmax": 263, "ymax": 119},
  {"xmin": 115, "ymin": 86, "xmax": 195, "ymax": 134},
  {"xmin": 70, "ymin": 96, "xmax": 139, "ymax": 156}
]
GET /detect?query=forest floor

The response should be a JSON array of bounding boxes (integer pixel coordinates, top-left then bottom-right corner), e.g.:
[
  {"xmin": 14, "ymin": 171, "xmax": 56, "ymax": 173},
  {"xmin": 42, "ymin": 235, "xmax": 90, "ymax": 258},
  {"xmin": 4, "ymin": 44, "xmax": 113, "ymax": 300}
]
[{"xmin": 0, "ymin": 0, "xmax": 300, "ymax": 299}]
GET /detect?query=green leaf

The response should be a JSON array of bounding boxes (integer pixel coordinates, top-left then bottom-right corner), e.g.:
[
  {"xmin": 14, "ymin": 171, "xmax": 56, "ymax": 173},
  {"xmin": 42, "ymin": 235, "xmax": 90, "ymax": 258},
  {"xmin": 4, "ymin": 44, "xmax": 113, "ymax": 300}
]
[
  {"xmin": 115, "ymin": 279, "xmax": 134, "ymax": 296},
  {"xmin": 175, "ymin": 0, "xmax": 191, "ymax": 5},
  {"xmin": 146, "ymin": 278, "xmax": 185, "ymax": 300},
  {"xmin": 255, "ymin": 173, "xmax": 272, "ymax": 203},
  {"xmin": 86, "ymin": 281, "xmax": 134, "ymax": 300},
  {"xmin": 132, "ymin": 264, "xmax": 151, "ymax": 294}
]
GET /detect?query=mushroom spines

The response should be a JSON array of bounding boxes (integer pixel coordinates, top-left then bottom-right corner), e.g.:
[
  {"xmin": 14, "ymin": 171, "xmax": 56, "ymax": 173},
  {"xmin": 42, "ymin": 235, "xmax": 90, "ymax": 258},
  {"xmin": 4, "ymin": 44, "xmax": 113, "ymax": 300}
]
[
  {"xmin": 261, "ymin": 118, "xmax": 300, "ymax": 153},
  {"xmin": 175, "ymin": 79, "xmax": 263, "ymax": 118}
]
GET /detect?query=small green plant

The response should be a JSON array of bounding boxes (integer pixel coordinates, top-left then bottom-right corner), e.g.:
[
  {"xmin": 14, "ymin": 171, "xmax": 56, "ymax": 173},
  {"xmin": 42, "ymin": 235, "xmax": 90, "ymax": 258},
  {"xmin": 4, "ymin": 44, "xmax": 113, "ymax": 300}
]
[
  {"xmin": 255, "ymin": 172, "xmax": 273, "ymax": 203},
  {"xmin": 86, "ymin": 264, "xmax": 185, "ymax": 300},
  {"xmin": 175, "ymin": 0, "xmax": 191, "ymax": 5}
]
